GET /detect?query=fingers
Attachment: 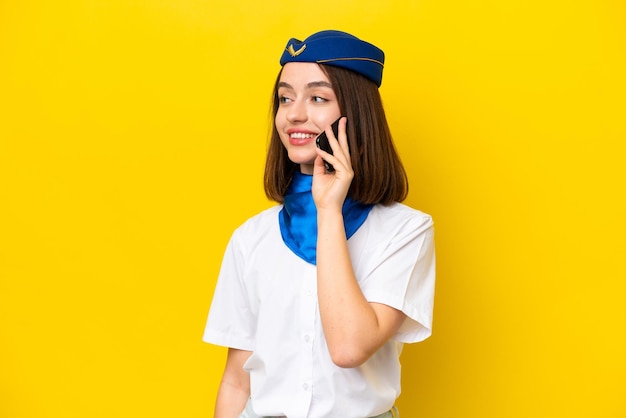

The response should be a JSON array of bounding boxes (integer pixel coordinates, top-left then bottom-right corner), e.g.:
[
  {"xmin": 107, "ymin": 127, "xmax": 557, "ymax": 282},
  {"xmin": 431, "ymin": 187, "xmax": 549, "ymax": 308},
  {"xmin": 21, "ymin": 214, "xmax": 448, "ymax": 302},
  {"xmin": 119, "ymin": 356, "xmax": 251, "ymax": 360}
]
[
  {"xmin": 327, "ymin": 117, "xmax": 348, "ymax": 155},
  {"xmin": 336, "ymin": 117, "xmax": 349, "ymax": 155},
  {"xmin": 317, "ymin": 117, "xmax": 351, "ymax": 174},
  {"xmin": 313, "ymin": 154, "xmax": 329, "ymax": 176},
  {"xmin": 312, "ymin": 117, "xmax": 353, "ymax": 209}
]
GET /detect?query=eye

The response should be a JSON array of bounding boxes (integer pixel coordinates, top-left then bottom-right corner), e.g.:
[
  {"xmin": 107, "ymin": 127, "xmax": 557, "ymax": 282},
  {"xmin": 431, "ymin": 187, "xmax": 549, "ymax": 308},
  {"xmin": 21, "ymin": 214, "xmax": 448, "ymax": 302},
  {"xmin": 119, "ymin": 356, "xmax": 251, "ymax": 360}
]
[
  {"xmin": 278, "ymin": 95, "xmax": 292, "ymax": 104},
  {"xmin": 312, "ymin": 96, "xmax": 327, "ymax": 103}
]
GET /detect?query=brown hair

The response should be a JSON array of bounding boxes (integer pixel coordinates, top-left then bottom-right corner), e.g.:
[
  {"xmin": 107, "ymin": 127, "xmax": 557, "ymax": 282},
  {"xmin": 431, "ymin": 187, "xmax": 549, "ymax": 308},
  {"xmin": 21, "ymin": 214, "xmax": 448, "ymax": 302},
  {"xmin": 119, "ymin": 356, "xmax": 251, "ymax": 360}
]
[{"xmin": 264, "ymin": 64, "xmax": 408, "ymax": 205}]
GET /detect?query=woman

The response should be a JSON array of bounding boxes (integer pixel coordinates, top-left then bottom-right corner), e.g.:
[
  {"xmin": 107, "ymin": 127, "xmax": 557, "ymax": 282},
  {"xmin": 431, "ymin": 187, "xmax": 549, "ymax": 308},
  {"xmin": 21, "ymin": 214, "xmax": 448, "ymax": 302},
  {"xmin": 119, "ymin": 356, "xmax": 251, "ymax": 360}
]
[{"xmin": 204, "ymin": 30, "xmax": 436, "ymax": 418}]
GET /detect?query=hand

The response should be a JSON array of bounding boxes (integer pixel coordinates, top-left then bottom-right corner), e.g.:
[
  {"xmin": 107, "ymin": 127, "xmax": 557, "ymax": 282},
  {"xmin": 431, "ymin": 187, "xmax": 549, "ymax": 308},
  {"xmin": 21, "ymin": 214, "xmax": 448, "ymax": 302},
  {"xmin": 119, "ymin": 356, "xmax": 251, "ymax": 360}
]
[{"xmin": 312, "ymin": 117, "xmax": 354, "ymax": 212}]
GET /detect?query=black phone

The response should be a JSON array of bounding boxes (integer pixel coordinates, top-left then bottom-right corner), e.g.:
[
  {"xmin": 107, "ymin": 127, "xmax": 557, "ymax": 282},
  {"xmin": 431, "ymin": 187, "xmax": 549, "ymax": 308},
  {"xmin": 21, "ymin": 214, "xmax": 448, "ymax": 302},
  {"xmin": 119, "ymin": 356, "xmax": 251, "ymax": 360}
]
[{"xmin": 315, "ymin": 117, "xmax": 344, "ymax": 172}]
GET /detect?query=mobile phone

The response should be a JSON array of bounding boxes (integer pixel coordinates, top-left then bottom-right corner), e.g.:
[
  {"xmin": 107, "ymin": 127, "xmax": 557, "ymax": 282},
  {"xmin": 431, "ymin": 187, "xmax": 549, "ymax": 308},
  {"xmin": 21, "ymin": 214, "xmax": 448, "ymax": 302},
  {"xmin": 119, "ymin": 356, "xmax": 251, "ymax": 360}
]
[{"xmin": 315, "ymin": 118, "xmax": 344, "ymax": 172}]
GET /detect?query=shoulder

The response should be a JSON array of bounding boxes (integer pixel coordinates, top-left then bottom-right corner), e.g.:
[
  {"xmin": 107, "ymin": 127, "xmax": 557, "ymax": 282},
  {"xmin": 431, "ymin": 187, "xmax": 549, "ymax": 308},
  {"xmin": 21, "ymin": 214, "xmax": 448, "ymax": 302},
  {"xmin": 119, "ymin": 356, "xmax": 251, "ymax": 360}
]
[
  {"xmin": 229, "ymin": 205, "xmax": 283, "ymax": 247},
  {"xmin": 354, "ymin": 203, "xmax": 433, "ymax": 259},
  {"xmin": 368, "ymin": 202, "xmax": 433, "ymax": 233},
  {"xmin": 237, "ymin": 205, "xmax": 282, "ymax": 229}
]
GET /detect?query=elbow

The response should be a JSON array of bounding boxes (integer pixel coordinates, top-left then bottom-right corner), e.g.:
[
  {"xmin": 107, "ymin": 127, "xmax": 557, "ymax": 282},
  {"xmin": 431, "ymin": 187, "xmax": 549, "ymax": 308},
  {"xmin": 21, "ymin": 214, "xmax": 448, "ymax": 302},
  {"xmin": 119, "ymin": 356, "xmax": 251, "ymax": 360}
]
[{"xmin": 328, "ymin": 345, "xmax": 371, "ymax": 368}]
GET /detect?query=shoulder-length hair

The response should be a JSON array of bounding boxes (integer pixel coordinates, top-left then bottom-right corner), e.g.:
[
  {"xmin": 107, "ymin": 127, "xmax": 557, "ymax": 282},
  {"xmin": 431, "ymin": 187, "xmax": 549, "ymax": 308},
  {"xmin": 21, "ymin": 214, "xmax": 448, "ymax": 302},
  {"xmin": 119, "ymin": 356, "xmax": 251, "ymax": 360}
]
[{"xmin": 264, "ymin": 64, "xmax": 408, "ymax": 205}]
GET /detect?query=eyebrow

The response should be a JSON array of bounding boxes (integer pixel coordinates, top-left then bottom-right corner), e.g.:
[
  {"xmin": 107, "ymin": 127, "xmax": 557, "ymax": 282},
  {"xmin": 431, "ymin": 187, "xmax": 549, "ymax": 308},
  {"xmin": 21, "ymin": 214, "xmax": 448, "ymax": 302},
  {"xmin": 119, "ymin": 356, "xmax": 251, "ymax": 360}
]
[{"xmin": 278, "ymin": 81, "xmax": 333, "ymax": 90}]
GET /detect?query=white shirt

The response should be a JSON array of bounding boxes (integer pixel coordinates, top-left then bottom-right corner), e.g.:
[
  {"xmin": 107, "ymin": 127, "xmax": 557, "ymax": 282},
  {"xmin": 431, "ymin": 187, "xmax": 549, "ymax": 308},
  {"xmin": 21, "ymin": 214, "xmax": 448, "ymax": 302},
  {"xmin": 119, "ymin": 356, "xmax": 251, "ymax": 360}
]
[{"xmin": 204, "ymin": 202, "xmax": 436, "ymax": 418}]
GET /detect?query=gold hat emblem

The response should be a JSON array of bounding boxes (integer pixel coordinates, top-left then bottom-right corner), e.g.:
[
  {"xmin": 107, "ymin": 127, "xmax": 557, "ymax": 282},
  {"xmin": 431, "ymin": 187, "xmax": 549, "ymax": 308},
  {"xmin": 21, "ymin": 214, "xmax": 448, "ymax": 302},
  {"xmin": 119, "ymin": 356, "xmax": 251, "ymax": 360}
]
[{"xmin": 286, "ymin": 43, "xmax": 306, "ymax": 57}]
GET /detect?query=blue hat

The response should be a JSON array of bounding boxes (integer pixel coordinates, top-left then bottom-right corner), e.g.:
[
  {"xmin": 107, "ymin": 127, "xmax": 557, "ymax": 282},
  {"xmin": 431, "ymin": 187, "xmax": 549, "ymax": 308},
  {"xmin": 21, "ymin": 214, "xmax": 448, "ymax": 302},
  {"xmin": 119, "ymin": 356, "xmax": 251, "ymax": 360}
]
[{"xmin": 279, "ymin": 30, "xmax": 385, "ymax": 87}]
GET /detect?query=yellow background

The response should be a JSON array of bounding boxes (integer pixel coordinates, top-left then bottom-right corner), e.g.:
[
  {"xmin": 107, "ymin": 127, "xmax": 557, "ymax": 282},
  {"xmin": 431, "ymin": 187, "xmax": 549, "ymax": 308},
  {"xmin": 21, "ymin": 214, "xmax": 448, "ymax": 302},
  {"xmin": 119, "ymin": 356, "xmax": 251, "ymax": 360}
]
[{"xmin": 1, "ymin": 0, "xmax": 625, "ymax": 417}]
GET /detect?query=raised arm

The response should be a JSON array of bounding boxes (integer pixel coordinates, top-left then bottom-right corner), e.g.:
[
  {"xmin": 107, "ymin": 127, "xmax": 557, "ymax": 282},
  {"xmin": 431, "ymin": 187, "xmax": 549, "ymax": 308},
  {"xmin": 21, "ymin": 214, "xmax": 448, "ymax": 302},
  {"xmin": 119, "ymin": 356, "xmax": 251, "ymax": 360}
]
[
  {"xmin": 312, "ymin": 118, "xmax": 406, "ymax": 368},
  {"xmin": 316, "ymin": 210, "xmax": 407, "ymax": 368}
]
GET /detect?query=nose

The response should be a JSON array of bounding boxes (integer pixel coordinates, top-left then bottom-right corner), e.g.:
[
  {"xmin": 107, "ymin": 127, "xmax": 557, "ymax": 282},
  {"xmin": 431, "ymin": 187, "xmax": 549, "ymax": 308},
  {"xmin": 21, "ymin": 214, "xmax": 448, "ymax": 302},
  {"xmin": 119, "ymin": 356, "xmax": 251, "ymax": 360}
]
[{"xmin": 286, "ymin": 99, "xmax": 307, "ymax": 124}]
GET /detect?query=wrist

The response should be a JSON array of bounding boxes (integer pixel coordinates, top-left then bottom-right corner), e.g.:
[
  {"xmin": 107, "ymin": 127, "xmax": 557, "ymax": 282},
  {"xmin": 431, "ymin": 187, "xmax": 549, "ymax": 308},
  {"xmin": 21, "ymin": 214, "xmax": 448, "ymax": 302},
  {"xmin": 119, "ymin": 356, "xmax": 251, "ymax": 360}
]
[
  {"xmin": 317, "ymin": 207, "xmax": 345, "ymax": 231},
  {"xmin": 316, "ymin": 205, "xmax": 343, "ymax": 218}
]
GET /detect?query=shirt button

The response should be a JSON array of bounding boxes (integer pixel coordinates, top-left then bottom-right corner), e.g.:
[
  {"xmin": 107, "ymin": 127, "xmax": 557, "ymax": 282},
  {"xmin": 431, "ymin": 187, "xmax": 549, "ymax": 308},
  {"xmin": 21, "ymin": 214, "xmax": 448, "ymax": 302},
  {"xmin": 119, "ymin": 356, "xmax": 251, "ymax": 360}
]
[
  {"xmin": 304, "ymin": 334, "xmax": 310, "ymax": 342},
  {"xmin": 306, "ymin": 290, "xmax": 313, "ymax": 296},
  {"xmin": 302, "ymin": 383, "xmax": 309, "ymax": 390}
]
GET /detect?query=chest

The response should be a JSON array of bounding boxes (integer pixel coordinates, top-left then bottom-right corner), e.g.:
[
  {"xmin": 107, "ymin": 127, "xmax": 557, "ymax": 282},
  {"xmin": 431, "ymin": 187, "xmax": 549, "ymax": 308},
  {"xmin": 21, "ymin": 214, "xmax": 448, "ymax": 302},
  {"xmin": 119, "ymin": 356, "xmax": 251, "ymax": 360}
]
[{"xmin": 241, "ymin": 220, "xmax": 386, "ymax": 314}]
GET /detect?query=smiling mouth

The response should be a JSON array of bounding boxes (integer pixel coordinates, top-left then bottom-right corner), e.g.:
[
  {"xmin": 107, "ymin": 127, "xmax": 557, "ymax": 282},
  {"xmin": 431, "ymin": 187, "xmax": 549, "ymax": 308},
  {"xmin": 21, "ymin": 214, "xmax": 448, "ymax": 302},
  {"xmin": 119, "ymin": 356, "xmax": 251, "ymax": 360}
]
[{"xmin": 289, "ymin": 132, "xmax": 317, "ymax": 139}]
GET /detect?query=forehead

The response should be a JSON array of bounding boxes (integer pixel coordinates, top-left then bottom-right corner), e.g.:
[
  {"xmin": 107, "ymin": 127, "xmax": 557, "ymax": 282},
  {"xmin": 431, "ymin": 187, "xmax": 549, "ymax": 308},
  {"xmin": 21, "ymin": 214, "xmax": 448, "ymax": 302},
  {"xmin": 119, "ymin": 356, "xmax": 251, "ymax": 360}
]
[{"xmin": 279, "ymin": 62, "xmax": 330, "ymax": 86}]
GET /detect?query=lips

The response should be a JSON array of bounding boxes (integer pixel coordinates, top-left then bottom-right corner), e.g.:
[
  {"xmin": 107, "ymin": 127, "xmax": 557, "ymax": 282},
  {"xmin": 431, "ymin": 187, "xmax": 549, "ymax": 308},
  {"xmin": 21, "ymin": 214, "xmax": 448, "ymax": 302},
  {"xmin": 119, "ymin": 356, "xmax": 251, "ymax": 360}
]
[{"xmin": 288, "ymin": 131, "xmax": 318, "ymax": 146}]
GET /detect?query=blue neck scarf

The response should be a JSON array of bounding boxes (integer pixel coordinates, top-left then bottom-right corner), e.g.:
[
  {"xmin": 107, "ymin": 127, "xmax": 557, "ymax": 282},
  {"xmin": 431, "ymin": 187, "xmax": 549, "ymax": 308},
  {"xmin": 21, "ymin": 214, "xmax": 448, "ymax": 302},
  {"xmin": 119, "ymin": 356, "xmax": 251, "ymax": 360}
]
[{"xmin": 278, "ymin": 171, "xmax": 374, "ymax": 265}]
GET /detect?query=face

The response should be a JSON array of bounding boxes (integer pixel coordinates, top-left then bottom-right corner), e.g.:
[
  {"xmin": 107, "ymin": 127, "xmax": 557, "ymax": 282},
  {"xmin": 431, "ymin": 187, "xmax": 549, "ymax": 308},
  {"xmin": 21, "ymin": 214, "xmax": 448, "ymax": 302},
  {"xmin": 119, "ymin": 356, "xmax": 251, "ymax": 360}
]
[{"xmin": 275, "ymin": 62, "xmax": 341, "ymax": 174}]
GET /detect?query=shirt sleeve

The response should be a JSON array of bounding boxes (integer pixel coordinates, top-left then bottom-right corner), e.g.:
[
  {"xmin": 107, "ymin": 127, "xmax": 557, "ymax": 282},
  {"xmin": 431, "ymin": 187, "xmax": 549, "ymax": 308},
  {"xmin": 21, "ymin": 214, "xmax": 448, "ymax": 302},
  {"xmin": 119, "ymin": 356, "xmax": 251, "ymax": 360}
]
[
  {"xmin": 203, "ymin": 229, "xmax": 256, "ymax": 351},
  {"xmin": 359, "ymin": 212, "xmax": 436, "ymax": 343}
]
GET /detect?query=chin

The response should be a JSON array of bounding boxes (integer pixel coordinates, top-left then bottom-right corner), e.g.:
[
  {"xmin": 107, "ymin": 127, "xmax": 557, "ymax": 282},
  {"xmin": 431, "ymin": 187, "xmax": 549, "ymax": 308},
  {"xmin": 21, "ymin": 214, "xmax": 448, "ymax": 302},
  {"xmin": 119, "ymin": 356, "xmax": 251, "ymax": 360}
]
[{"xmin": 287, "ymin": 151, "xmax": 316, "ymax": 166}]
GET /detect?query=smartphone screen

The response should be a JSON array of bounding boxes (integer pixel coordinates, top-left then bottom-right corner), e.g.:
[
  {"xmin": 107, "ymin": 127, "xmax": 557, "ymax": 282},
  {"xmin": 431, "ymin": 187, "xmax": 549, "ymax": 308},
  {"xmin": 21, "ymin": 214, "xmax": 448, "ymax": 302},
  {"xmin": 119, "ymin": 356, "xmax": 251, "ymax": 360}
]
[{"xmin": 315, "ymin": 118, "xmax": 343, "ymax": 172}]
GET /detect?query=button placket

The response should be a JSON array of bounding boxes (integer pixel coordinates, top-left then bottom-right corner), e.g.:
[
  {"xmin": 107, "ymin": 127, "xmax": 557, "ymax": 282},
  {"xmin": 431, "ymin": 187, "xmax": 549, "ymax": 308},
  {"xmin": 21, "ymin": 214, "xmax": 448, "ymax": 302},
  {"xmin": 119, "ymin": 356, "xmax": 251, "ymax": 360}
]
[{"xmin": 298, "ymin": 269, "xmax": 316, "ymax": 403}]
